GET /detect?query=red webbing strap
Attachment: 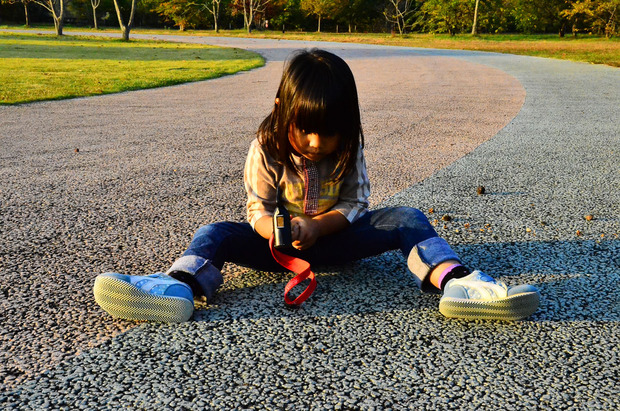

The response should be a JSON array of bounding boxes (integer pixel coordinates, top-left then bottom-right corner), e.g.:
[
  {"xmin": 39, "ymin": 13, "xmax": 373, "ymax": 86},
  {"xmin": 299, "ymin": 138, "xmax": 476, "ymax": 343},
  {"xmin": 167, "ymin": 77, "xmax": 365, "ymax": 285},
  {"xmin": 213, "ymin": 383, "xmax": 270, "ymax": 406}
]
[{"xmin": 269, "ymin": 235, "xmax": 317, "ymax": 307}]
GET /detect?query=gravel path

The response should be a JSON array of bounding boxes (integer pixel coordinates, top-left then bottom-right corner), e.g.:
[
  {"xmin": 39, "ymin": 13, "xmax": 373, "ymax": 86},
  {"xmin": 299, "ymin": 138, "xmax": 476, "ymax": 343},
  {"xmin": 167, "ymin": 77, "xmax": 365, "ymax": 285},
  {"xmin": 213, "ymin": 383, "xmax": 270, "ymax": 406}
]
[{"xmin": 1, "ymin": 33, "xmax": 618, "ymax": 409}]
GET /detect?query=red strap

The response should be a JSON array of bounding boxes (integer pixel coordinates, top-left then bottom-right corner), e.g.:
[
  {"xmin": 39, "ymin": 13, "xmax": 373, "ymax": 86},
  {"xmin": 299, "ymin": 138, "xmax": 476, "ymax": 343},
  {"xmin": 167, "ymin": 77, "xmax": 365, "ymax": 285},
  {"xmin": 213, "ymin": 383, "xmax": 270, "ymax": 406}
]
[{"xmin": 269, "ymin": 235, "xmax": 317, "ymax": 307}]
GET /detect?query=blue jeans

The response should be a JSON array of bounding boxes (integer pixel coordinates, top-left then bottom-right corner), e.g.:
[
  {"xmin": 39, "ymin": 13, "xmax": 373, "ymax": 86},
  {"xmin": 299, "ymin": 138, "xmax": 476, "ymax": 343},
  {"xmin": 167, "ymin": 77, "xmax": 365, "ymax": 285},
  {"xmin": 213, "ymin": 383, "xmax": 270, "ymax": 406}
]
[{"xmin": 167, "ymin": 207, "xmax": 461, "ymax": 297}]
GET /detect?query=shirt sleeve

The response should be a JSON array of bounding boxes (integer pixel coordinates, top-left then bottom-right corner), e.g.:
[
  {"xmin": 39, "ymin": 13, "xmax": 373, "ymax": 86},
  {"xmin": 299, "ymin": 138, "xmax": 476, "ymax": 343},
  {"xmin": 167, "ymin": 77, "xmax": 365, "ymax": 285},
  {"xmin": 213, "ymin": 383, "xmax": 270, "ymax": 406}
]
[
  {"xmin": 244, "ymin": 139, "xmax": 278, "ymax": 229},
  {"xmin": 330, "ymin": 147, "xmax": 370, "ymax": 223}
]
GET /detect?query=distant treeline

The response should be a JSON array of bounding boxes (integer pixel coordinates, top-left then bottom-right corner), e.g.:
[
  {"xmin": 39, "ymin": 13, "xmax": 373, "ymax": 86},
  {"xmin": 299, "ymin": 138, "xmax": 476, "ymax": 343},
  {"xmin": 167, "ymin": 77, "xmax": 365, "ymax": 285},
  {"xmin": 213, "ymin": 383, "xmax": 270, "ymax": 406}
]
[{"xmin": 1, "ymin": 0, "xmax": 618, "ymax": 37}]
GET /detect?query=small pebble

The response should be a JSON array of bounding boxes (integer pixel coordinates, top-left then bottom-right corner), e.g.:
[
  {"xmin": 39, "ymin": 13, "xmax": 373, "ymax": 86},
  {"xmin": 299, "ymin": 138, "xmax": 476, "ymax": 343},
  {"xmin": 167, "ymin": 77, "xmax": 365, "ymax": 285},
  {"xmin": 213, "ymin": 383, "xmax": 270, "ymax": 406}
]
[
  {"xmin": 585, "ymin": 215, "xmax": 593, "ymax": 221},
  {"xmin": 441, "ymin": 215, "xmax": 452, "ymax": 222},
  {"xmin": 476, "ymin": 186, "xmax": 485, "ymax": 195}
]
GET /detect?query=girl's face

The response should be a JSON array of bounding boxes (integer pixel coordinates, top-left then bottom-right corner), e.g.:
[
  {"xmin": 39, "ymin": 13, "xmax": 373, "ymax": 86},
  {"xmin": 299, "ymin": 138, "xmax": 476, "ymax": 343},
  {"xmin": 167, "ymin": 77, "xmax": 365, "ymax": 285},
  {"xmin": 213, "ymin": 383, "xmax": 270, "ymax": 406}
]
[{"xmin": 288, "ymin": 123, "xmax": 340, "ymax": 163}]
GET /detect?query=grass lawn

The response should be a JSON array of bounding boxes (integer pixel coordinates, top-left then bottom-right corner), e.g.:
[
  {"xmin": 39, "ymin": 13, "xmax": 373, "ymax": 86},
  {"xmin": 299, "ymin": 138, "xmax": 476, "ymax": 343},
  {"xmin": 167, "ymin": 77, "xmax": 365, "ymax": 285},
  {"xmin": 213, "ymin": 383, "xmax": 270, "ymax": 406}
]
[
  {"xmin": 4, "ymin": 25, "xmax": 618, "ymax": 67},
  {"xmin": 0, "ymin": 32, "xmax": 264, "ymax": 105},
  {"xmin": 210, "ymin": 30, "xmax": 620, "ymax": 67},
  {"xmin": 16, "ymin": 26, "xmax": 613, "ymax": 67},
  {"xmin": 1, "ymin": 27, "xmax": 616, "ymax": 104}
]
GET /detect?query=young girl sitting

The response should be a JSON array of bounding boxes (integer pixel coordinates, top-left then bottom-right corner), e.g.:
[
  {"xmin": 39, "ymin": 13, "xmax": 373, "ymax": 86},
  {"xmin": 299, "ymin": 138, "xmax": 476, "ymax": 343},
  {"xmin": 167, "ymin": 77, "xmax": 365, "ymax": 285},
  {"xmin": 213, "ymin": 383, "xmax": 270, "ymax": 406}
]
[{"xmin": 93, "ymin": 49, "xmax": 540, "ymax": 323}]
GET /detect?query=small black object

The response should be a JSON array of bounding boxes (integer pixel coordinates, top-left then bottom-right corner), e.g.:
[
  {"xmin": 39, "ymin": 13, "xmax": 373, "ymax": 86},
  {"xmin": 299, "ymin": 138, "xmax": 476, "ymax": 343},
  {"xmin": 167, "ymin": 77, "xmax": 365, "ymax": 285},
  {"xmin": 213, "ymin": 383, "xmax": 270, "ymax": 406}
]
[{"xmin": 273, "ymin": 186, "xmax": 292, "ymax": 250}]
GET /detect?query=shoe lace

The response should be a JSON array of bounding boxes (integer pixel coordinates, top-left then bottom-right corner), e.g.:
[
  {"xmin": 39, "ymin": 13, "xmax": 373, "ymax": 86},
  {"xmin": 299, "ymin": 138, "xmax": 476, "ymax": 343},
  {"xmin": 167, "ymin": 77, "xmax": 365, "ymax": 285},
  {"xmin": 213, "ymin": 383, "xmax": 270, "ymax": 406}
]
[{"xmin": 452, "ymin": 275, "xmax": 508, "ymax": 300}]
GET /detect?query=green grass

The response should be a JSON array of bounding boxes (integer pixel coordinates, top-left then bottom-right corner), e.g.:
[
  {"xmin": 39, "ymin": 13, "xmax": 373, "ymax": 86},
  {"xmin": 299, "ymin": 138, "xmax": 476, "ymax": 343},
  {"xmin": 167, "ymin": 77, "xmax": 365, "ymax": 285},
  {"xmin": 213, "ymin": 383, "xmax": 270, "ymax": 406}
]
[
  {"xmin": 1, "ymin": 27, "xmax": 617, "ymax": 104},
  {"xmin": 4, "ymin": 25, "xmax": 618, "ymax": 66},
  {"xmin": 208, "ymin": 30, "xmax": 620, "ymax": 67},
  {"xmin": 19, "ymin": 26, "xmax": 612, "ymax": 66},
  {"xmin": 0, "ymin": 32, "xmax": 264, "ymax": 105}
]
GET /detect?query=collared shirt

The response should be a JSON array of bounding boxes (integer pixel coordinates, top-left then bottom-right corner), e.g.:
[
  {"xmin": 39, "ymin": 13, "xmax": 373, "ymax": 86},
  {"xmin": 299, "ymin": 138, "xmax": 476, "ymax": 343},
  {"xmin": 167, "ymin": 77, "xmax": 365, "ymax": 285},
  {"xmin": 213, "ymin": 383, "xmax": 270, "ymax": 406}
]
[{"xmin": 244, "ymin": 138, "xmax": 370, "ymax": 229}]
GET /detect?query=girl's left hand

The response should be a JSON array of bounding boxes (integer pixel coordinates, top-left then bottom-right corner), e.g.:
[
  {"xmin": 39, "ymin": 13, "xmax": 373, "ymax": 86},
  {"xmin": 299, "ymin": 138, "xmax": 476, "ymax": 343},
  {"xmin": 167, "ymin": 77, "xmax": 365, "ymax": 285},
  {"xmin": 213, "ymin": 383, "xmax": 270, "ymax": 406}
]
[{"xmin": 290, "ymin": 216, "xmax": 320, "ymax": 250}]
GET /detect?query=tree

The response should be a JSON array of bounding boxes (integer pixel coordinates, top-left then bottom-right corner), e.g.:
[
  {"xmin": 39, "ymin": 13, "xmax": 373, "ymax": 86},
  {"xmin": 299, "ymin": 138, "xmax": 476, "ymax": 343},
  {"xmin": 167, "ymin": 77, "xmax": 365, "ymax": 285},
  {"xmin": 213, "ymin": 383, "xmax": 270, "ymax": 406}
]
[
  {"xmin": 593, "ymin": 0, "xmax": 620, "ymax": 37},
  {"xmin": 333, "ymin": 0, "xmax": 382, "ymax": 33},
  {"xmin": 511, "ymin": 0, "xmax": 569, "ymax": 35},
  {"xmin": 417, "ymin": 0, "xmax": 473, "ymax": 35},
  {"xmin": 204, "ymin": 0, "xmax": 224, "ymax": 32},
  {"xmin": 268, "ymin": 0, "xmax": 300, "ymax": 32},
  {"xmin": 300, "ymin": 0, "xmax": 334, "ymax": 32},
  {"xmin": 1, "ymin": 0, "xmax": 35, "ymax": 26},
  {"xmin": 32, "ymin": 0, "xmax": 65, "ymax": 34},
  {"xmin": 383, "ymin": 0, "xmax": 415, "ymax": 34},
  {"xmin": 155, "ymin": 0, "xmax": 206, "ymax": 31},
  {"xmin": 233, "ymin": 0, "xmax": 270, "ymax": 32},
  {"xmin": 561, "ymin": 0, "xmax": 619, "ymax": 37},
  {"xmin": 471, "ymin": 0, "xmax": 480, "ymax": 34},
  {"xmin": 91, "ymin": 0, "xmax": 101, "ymax": 29},
  {"xmin": 112, "ymin": 0, "xmax": 137, "ymax": 40}
]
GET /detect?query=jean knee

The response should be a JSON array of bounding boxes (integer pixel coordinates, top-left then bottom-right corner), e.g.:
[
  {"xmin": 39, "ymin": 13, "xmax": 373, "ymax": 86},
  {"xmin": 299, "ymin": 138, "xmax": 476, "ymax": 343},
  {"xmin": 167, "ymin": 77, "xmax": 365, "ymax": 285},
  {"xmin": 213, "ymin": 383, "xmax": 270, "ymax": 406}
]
[
  {"xmin": 388, "ymin": 207, "xmax": 436, "ymax": 237},
  {"xmin": 372, "ymin": 206, "xmax": 426, "ymax": 229},
  {"xmin": 192, "ymin": 221, "xmax": 239, "ymax": 243},
  {"xmin": 399, "ymin": 207, "xmax": 428, "ymax": 227}
]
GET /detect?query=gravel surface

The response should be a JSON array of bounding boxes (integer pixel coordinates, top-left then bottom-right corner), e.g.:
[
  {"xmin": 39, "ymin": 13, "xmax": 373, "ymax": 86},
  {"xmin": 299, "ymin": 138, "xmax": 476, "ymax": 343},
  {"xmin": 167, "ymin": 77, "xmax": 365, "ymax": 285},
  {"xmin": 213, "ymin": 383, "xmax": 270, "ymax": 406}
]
[{"xmin": 1, "ymin": 33, "xmax": 618, "ymax": 409}]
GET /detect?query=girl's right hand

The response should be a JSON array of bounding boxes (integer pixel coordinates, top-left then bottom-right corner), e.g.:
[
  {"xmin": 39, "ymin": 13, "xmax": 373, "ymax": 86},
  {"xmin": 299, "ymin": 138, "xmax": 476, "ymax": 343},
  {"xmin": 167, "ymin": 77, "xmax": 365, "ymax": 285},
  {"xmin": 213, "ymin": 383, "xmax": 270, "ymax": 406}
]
[{"xmin": 290, "ymin": 216, "xmax": 320, "ymax": 250}]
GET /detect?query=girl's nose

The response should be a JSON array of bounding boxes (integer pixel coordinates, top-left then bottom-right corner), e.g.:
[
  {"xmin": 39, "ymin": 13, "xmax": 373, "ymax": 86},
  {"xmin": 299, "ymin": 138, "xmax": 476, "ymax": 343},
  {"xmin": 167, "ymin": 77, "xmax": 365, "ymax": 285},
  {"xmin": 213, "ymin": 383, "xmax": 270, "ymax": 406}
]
[{"xmin": 307, "ymin": 133, "xmax": 321, "ymax": 149}]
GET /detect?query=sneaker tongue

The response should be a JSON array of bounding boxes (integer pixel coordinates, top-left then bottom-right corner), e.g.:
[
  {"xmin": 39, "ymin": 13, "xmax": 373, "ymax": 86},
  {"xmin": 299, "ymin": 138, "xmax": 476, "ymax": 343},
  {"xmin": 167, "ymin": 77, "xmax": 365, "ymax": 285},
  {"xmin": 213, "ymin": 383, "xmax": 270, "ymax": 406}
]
[
  {"xmin": 471, "ymin": 281, "xmax": 508, "ymax": 299},
  {"xmin": 461, "ymin": 271, "xmax": 508, "ymax": 299}
]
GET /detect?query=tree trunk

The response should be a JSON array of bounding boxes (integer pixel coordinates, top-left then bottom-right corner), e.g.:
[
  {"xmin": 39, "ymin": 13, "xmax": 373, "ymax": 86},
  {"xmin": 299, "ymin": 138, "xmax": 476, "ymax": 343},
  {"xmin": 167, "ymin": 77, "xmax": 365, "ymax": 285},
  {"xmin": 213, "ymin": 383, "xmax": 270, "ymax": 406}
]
[
  {"xmin": 112, "ymin": 0, "xmax": 136, "ymax": 41},
  {"xmin": 53, "ymin": 0, "xmax": 65, "ymax": 35},
  {"xmin": 471, "ymin": 0, "xmax": 480, "ymax": 35},
  {"xmin": 92, "ymin": 6, "xmax": 98, "ymax": 30},
  {"xmin": 605, "ymin": 12, "xmax": 615, "ymax": 38},
  {"xmin": 243, "ymin": 2, "xmax": 249, "ymax": 33},
  {"xmin": 54, "ymin": 17, "xmax": 63, "ymax": 35},
  {"xmin": 317, "ymin": 15, "xmax": 321, "ymax": 33},
  {"xmin": 22, "ymin": 3, "xmax": 29, "ymax": 26}
]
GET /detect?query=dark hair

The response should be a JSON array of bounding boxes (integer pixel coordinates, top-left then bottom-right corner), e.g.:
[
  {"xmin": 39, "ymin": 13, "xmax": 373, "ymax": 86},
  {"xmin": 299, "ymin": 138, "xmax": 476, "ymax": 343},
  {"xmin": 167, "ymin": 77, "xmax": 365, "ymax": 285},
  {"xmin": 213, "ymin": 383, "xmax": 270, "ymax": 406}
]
[{"xmin": 257, "ymin": 49, "xmax": 364, "ymax": 181}]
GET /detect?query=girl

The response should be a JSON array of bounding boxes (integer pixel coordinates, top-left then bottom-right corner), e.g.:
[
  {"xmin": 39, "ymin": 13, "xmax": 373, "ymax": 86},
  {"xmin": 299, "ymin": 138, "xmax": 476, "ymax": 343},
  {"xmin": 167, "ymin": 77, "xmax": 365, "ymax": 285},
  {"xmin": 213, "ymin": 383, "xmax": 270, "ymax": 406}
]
[{"xmin": 94, "ymin": 49, "xmax": 540, "ymax": 323}]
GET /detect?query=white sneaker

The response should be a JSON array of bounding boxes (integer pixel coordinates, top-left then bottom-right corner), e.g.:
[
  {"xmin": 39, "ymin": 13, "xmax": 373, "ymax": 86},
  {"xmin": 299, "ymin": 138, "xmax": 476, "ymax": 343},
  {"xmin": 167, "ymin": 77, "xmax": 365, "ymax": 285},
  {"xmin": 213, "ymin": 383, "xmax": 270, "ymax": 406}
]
[{"xmin": 439, "ymin": 271, "xmax": 540, "ymax": 321}]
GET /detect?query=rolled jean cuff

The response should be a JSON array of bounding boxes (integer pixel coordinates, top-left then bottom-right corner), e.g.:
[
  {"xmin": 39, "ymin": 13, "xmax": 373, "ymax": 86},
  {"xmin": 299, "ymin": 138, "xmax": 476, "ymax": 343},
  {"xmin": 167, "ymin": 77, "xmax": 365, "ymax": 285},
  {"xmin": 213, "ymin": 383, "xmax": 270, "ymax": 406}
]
[
  {"xmin": 167, "ymin": 255, "xmax": 223, "ymax": 300},
  {"xmin": 407, "ymin": 237, "xmax": 461, "ymax": 292}
]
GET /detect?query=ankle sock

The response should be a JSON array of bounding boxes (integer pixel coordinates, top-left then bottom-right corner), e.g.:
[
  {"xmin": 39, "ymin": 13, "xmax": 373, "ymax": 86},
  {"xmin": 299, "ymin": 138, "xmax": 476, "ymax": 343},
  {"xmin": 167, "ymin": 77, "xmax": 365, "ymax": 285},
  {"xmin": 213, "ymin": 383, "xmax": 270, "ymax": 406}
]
[
  {"xmin": 168, "ymin": 271, "xmax": 202, "ymax": 298},
  {"xmin": 439, "ymin": 264, "xmax": 471, "ymax": 291}
]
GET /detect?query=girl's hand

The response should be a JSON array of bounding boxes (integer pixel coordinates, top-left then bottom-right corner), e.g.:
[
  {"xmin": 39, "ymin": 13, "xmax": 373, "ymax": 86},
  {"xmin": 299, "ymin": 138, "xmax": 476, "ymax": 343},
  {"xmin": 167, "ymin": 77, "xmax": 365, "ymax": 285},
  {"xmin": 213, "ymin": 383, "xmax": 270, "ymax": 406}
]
[{"xmin": 290, "ymin": 216, "xmax": 320, "ymax": 250}]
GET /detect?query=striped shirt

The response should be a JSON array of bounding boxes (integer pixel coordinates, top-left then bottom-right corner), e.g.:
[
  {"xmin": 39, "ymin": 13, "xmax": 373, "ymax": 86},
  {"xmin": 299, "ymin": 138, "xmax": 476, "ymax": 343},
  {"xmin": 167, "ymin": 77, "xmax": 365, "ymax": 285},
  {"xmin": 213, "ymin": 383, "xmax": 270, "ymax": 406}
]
[{"xmin": 244, "ymin": 138, "xmax": 370, "ymax": 229}]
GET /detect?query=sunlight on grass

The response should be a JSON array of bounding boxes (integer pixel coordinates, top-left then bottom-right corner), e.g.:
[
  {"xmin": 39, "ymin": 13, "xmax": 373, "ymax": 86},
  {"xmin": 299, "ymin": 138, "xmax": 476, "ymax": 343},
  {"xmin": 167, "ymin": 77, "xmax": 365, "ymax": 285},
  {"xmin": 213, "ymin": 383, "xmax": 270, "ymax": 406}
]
[
  {"xmin": 226, "ymin": 31, "xmax": 619, "ymax": 67},
  {"xmin": 0, "ymin": 33, "xmax": 264, "ymax": 105},
  {"xmin": 0, "ymin": 29, "xmax": 616, "ymax": 105}
]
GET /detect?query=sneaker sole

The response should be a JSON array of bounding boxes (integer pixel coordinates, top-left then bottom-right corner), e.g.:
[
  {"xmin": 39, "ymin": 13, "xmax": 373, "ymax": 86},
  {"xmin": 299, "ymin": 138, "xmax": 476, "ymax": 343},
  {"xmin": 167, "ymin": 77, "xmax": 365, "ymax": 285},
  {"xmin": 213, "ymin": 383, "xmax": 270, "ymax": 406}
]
[
  {"xmin": 439, "ymin": 291, "xmax": 540, "ymax": 321},
  {"xmin": 93, "ymin": 276, "xmax": 194, "ymax": 322}
]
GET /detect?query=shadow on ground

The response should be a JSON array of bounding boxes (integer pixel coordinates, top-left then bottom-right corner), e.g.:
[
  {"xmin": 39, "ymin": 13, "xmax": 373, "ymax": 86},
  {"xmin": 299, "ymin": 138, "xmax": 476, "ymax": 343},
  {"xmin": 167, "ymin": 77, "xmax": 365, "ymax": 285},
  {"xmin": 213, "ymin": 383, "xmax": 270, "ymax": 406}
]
[{"xmin": 194, "ymin": 238, "xmax": 619, "ymax": 324}]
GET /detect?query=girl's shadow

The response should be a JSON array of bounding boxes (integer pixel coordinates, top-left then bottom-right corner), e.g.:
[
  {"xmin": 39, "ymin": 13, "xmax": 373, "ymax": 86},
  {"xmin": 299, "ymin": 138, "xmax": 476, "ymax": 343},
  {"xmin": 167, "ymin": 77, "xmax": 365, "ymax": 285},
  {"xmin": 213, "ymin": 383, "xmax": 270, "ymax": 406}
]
[{"xmin": 192, "ymin": 239, "xmax": 619, "ymax": 323}]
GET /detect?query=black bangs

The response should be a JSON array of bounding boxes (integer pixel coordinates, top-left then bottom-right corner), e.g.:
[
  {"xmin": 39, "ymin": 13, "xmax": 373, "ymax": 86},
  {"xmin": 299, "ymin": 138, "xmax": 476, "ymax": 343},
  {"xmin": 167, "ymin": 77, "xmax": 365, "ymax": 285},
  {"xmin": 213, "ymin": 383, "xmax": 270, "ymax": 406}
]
[
  {"xmin": 293, "ymin": 86, "xmax": 347, "ymax": 137},
  {"xmin": 288, "ymin": 58, "xmax": 353, "ymax": 138}
]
